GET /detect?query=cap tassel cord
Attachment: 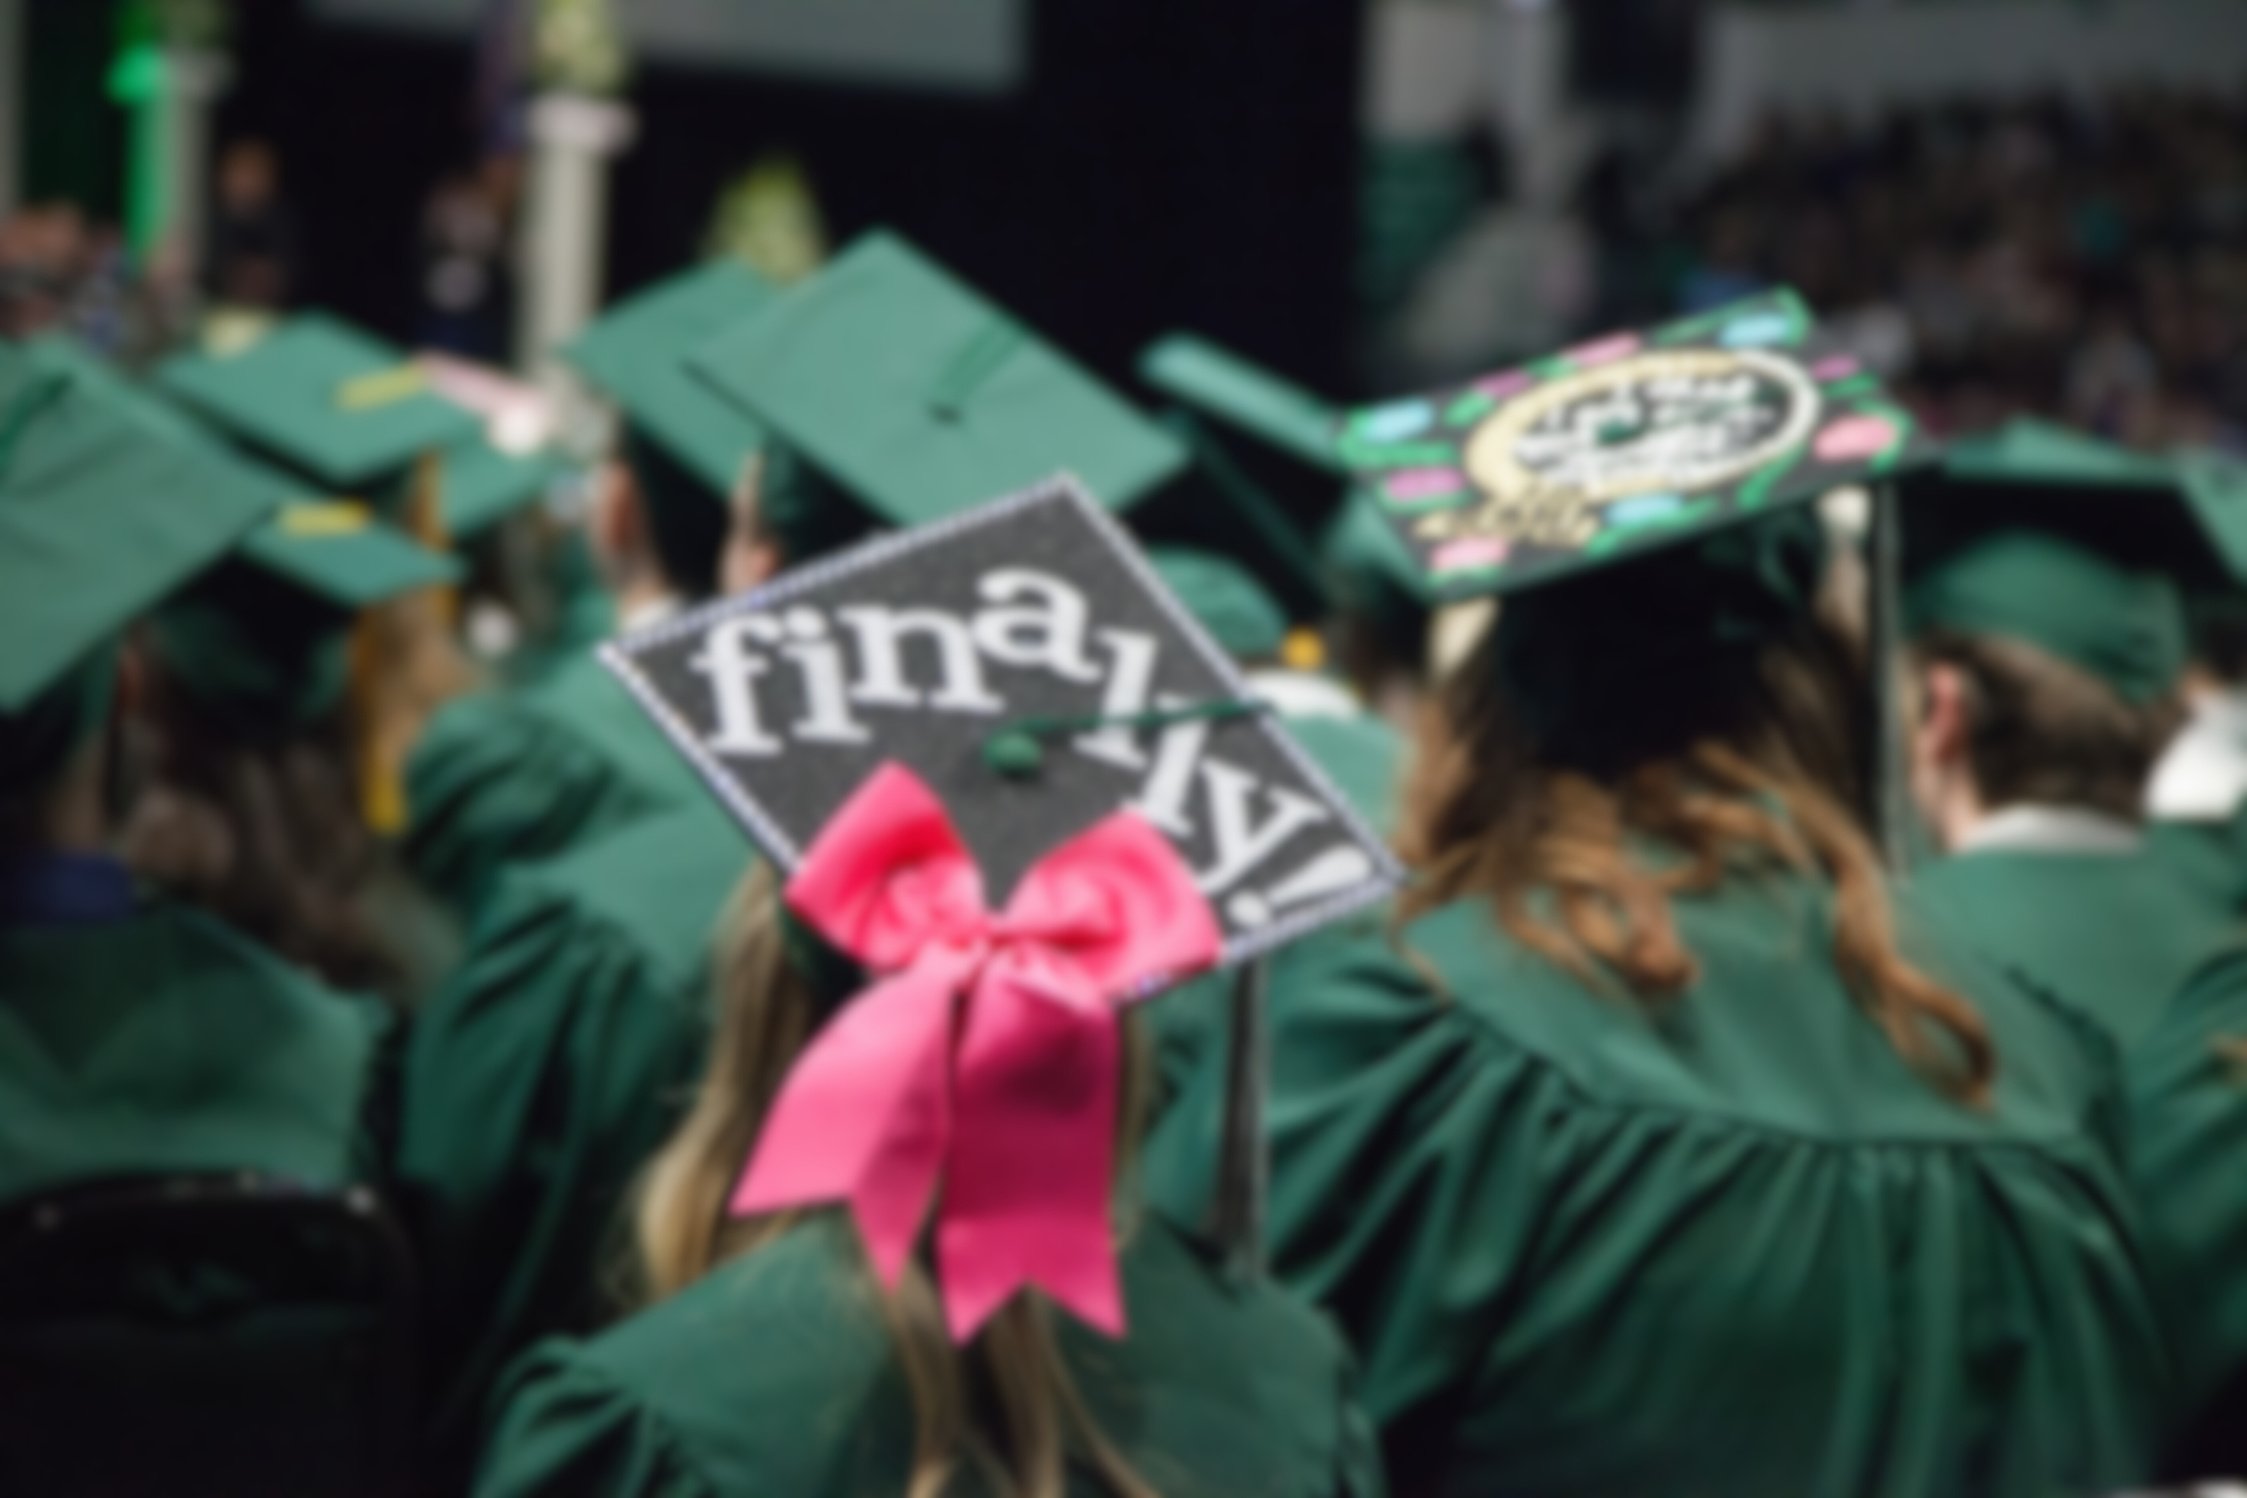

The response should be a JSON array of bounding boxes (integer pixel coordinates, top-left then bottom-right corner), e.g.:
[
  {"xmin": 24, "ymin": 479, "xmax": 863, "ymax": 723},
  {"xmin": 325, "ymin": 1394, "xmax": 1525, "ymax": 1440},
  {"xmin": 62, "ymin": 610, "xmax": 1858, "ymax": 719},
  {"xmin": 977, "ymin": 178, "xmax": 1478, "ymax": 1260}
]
[{"xmin": 983, "ymin": 697, "xmax": 1268, "ymax": 779}]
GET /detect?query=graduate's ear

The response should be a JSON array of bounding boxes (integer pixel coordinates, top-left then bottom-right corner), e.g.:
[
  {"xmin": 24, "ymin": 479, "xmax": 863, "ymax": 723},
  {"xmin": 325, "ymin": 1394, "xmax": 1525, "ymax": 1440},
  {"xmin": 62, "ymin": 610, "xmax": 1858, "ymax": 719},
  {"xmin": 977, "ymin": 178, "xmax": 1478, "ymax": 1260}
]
[
  {"xmin": 1918, "ymin": 662, "xmax": 1972, "ymax": 770},
  {"xmin": 589, "ymin": 458, "xmax": 651, "ymax": 575},
  {"xmin": 721, "ymin": 453, "xmax": 784, "ymax": 596},
  {"xmin": 1908, "ymin": 659, "xmax": 1979, "ymax": 848}
]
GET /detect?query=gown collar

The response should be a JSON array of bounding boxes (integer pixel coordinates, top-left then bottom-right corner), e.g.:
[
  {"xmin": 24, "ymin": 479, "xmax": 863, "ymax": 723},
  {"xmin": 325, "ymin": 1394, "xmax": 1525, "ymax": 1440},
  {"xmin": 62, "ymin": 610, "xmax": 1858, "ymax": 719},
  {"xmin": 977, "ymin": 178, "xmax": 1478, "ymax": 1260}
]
[
  {"xmin": 0, "ymin": 851, "xmax": 138, "ymax": 927},
  {"xmin": 2146, "ymin": 685, "xmax": 2247, "ymax": 823},
  {"xmin": 1958, "ymin": 804, "xmax": 2143, "ymax": 858},
  {"xmin": 1244, "ymin": 668, "xmax": 1362, "ymax": 722}
]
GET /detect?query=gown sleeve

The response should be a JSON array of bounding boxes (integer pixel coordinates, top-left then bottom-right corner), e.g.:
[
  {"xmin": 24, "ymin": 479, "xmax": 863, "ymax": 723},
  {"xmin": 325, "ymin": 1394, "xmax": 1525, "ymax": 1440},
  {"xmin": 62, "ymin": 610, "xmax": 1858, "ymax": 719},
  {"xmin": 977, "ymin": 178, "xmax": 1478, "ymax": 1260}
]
[
  {"xmin": 1142, "ymin": 919, "xmax": 1556, "ymax": 1447},
  {"xmin": 2128, "ymin": 942, "xmax": 2247, "ymax": 1476},
  {"xmin": 402, "ymin": 692, "xmax": 666, "ymax": 919},
  {"xmin": 397, "ymin": 875, "xmax": 709, "ymax": 1480},
  {"xmin": 474, "ymin": 1340, "xmax": 714, "ymax": 1498}
]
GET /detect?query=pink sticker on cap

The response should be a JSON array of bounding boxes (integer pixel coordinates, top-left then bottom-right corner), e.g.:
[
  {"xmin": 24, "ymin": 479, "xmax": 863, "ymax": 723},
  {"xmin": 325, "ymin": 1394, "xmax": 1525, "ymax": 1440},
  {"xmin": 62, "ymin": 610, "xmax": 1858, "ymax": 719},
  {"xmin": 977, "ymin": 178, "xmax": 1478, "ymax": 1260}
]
[
  {"xmin": 1385, "ymin": 468, "xmax": 1468, "ymax": 505},
  {"xmin": 1813, "ymin": 414, "xmax": 1899, "ymax": 462},
  {"xmin": 1566, "ymin": 333, "xmax": 1642, "ymax": 368},
  {"xmin": 1476, "ymin": 370, "xmax": 1535, "ymax": 400},
  {"xmin": 1812, "ymin": 355, "xmax": 1861, "ymax": 382},
  {"xmin": 1432, "ymin": 537, "xmax": 1510, "ymax": 573}
]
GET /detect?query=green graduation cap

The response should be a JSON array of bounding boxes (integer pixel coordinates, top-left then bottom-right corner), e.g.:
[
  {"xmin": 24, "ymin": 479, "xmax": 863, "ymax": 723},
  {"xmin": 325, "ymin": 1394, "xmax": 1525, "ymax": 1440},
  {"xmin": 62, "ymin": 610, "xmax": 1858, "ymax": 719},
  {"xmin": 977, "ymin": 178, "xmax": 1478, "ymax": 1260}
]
[
  {"xmin": 561, "ymin": 257, "xmax": 776, "ymax": 500},
  {"xmin": 152, "ymin": 492, "xmax": 462, "ymax": 732},
  {"xmin": 1320, "ymin": 487, "xmax": 1432, "ymax": 653},
  {"xmin": 1139, "ymin": 332, "xmax": 1342, "ymax": 474},
  {"xmin": 155, "ymin": 312, "xmax": 479, "ymax": 496},
  {"xmin": 0, "ymin": 339, "xmax": 283, "ymax": 781},
  {"xmin": 1134, "ymin": 334, "xmax": 1360, "ymax": 618},
  {"xmin": 1146, "ymin": 545, "xmax": 1289, "ymax": 662},
  {"xmin": 1333, "ymin": 289, "xmax": 1932, "ymax": 602},
  {"xmin": 30, "ymin": 335, "xmax": 461, "ymax": 616},
  {"xmin": 1902, "ymin": 420, "xmax": 2234, "ymax": 704},
  {"xmin": 440, "ymin": 437, "xmax": 571, "ymax": 539},
  {"xmin": 688, "ymin": 231, "xmax": 1188, "ymax": 546}
]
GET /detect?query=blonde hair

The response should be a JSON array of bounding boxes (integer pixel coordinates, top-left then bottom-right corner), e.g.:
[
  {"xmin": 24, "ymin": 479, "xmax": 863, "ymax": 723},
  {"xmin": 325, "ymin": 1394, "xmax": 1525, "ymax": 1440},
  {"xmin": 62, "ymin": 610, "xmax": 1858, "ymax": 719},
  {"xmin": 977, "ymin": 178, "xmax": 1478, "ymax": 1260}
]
[
  {"xmin": 636, "ymin": 867, "xmax": 1158, "ymax": 1498},
  {"xmin": 1401, "ymin": 615, "xmax": 1997, "ymax": 1107}
]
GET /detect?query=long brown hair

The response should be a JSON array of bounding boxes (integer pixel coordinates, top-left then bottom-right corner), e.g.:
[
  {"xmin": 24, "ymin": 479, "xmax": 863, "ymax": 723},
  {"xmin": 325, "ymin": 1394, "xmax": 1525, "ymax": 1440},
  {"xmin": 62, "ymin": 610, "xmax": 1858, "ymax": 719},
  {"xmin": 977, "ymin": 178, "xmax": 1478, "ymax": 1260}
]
[
  {"xmin": 121, "ymin": 662, "xmax": 401, "ymax": 993},
  {"xmin": 635, "ymin": 867, "xmax": 1157, "ymax": 1498},
  {"xmin": 1399, "ymin": 609, "xmax": 1996, "ymax": 1106}
]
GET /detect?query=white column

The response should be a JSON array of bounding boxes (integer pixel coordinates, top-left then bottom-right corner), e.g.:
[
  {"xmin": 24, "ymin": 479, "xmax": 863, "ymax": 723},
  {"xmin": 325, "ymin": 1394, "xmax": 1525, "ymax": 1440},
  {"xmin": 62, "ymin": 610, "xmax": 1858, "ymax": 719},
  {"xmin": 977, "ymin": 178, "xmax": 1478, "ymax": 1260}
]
[
  {"xmin": 0, "ymin": 0, "xmax": 21, "ymax": 219},
  {"xmin": 161, "ymin": 48, "xmax": 230, "ymax": 282},
  {"xmin": 516, "ymin": 92, "xmax": 635, "ymax": 382},
  {"xmin": 1488, "ymin": 0, "xmax": 1574, "ymax": 212}
]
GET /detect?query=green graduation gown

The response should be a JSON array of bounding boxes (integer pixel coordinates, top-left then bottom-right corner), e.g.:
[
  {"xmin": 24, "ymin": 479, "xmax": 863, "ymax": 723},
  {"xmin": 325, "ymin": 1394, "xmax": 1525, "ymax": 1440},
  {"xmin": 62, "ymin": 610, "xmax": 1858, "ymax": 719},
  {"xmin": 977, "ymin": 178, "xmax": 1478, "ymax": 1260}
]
[
  {"xmin": 1143, "ymin": 874, "xmax": 2166, "ymax": 1498},
  {"xmin": 403, "ymin": 649, "xmax": 703, "ymax": 920},
  {"xmin": 1148, "ymin": 681, "xmax": 1403, "ymax": 1106},
  {"xmin": 0, "ymin": 891, "xmax": 386, "ymax": 1203},
  {"xmin": 474, "ymin": 1216, "xmax": 1386, "ymax": 1498},
  {"xmin": 397, "ymin": 806, "xmax": 754, "ymax": 1478},
  {"xmin": 1912, "ymin": 815, "xmax": 2245, "ymax": 1051},
  {"xmin": 1284, "ymin": 714, "xmax": 1403, "ymax": 835},
  {"xmin": 2146, "ymin": 814, "xmax": 2247, "ymax": 923},
  {"xmin": 2126, "ymin": 945, "xmax": 2247, "ymax": 1478}
]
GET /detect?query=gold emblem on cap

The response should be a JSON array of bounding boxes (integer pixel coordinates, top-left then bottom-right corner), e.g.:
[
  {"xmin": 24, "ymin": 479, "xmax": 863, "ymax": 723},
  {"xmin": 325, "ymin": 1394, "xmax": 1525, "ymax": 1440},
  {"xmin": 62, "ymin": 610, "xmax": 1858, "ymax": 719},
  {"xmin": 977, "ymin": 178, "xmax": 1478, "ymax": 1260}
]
[
  {"xmin": 335, "ymin": 363, "xmax": 429, "ymax": 412},
  {"xmin": 279, "ymin": 500, "xmax": 374, "ymax": 536}
]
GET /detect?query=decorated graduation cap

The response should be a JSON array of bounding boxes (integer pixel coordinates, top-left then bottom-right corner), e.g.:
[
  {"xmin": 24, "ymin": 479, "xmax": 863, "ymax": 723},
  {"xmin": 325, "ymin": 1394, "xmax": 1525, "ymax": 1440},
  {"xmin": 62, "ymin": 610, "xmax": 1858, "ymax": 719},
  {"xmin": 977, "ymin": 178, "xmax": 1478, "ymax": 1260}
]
[
  {"xmin": 0, "ymin": 340, "xmax": 282, "ymax": 785},
  {"xmin": 603, "ymin": 475, "xmax": 1398, "ymax": 1339},
  {"xmin": 1333, "ymin": 289, "xmax": 1930, "ymax": 602},
  {"xmin": 156, "ymin": 313, "xmax": 479, "ymax": 501},
  {"xmin": 440, "ymin": 437, "xmax": 571, "ymax": 540},
  {"xmin": 1901, "ymin": 419, "xmax": 2239, "ymax": 704},
  {"xmin": 689, "ymin": 231, "xmax": 1189, "ymax": 567}
]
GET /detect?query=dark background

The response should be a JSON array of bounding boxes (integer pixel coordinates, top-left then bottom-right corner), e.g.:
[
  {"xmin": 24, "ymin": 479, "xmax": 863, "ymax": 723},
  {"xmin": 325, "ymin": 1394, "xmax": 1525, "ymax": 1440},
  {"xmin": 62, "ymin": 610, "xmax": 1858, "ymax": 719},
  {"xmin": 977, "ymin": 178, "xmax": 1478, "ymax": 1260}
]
[{"xmin": 27, "ymin": 0, "xmax": 1367, "ymax": 393}]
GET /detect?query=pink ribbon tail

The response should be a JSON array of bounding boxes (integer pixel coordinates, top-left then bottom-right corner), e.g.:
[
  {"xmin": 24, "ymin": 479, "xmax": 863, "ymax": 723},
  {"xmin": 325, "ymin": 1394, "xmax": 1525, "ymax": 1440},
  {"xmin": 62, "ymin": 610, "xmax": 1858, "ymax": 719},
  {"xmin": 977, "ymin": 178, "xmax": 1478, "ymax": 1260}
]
[
  {"xmin": 728, "ymin": 964, "xmax": 956, "ymax": 1289},
  {"xmin": 938, "ymin": 962, "xmax": 1124, "ymax": 1341}
]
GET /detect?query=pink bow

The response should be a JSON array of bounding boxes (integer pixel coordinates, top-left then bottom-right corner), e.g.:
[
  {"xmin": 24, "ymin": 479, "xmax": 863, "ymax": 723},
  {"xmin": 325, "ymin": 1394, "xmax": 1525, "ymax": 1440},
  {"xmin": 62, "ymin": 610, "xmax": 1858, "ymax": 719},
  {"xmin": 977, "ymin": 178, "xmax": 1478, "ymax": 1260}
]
[{"xmin": 731, "ymin": 762, "xmax": 1223, "ymax": 1341}]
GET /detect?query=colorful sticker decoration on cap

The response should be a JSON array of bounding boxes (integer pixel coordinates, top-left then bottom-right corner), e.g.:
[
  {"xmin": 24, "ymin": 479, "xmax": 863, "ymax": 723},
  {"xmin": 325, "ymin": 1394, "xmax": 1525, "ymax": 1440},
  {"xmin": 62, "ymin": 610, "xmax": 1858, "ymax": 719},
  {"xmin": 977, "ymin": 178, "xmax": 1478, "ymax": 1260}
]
[
  {"xmin": 602, "ymin": 475, "xmax": 1400, "ymax": 968},
  {"xmin": 1334, "ymin": 289, "xmax": 1927, "ymax": 598}
]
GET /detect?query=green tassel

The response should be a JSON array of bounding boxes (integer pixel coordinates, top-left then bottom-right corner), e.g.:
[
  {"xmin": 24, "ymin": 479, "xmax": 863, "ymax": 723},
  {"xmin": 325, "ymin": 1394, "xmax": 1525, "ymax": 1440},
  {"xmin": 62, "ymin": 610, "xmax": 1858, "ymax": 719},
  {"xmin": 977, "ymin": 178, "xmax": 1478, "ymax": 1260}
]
[{"xmin": 982, "ymin": 697, "xmax": 1266, "ymax": 781}]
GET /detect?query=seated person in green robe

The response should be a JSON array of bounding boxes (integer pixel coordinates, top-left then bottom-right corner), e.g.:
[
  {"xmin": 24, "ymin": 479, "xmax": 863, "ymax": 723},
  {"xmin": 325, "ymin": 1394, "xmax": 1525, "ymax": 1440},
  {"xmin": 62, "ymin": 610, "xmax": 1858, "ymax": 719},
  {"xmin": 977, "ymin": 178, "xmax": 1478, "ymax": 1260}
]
[
  {"xmin": 402, "ymin": 230, "xmax": 1211, "ymax": 1481},
  {"xmin": 1903, "ymin": 425, "xmax": 2247, "ymax": 1051},
  {"xmin": 402, "ymin": 261, "xmax": 778, "ymax": 923},
  {"xmin": 1147, "ymin": 505, "xmax": 2166, "ymax": 1496},
  {"xmin": 1143, "ymin": 300, "xmax": 2176, "ymax": 1494},
  {"xmin": 2144, "ymin": 449, "xmax": 2247, "ymax": 911},
  {"xmin": 2124, "ymin": 943, "xmax": 2247, "ymax": 1481},
  {"xmin": 475, "ymin": 472, "xmax": 1395, "ymax": 1495},
  {"xmin": 128, "ymin": 510, "xmax": 465, "ymax": 1004},
  {"xmin": 0, "ymin": 341, "xmax": 388, "ymax": 1209},
  {"xmin": 478, "ymin": 866, "xmax": 1384, "ymax": 1498}
]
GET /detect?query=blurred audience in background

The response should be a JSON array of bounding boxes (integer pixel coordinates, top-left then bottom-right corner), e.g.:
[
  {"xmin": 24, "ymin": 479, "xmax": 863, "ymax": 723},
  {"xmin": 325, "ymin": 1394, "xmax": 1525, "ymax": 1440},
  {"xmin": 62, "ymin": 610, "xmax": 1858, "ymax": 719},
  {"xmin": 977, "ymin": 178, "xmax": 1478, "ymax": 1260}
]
[
  {"xmin": 1598, "ymin": 85, "xmax": 2247, "ymax": 451},
  {"xmin": 206, "ymin": 136, "xmax": 300, "ymax": 313}
]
